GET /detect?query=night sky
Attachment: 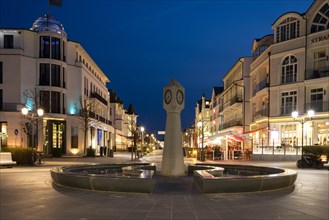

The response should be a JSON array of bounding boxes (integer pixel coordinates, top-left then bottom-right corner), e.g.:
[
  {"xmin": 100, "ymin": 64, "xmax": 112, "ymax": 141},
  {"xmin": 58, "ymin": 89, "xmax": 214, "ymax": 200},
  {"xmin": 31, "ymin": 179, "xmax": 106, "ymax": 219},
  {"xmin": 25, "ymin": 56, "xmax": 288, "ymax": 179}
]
[{"xmin": 1, "ymin": 0, "xmax": 313, "ymax": 135}]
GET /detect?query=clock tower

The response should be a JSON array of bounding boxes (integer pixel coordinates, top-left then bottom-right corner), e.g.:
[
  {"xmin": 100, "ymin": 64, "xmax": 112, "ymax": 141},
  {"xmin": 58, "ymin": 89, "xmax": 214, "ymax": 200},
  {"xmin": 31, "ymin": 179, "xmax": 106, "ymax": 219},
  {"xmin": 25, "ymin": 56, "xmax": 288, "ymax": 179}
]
[{"xmin": 161, "ymin": 79, "xmax": 185, "ymax": 176}]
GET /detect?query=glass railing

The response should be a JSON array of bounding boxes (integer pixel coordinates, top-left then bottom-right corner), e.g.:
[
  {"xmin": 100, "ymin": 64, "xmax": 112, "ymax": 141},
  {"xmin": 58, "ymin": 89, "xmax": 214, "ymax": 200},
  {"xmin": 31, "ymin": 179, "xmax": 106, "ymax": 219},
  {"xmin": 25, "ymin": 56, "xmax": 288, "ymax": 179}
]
[{"xmin": 305, "ymin": 66, "xmax": 329, "ymax": 80}]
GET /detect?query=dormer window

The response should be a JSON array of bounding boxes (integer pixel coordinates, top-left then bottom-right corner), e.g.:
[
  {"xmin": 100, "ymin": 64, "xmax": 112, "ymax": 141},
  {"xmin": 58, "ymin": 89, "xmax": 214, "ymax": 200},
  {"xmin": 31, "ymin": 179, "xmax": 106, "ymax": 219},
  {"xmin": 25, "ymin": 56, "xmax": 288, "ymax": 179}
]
[
  {"xmin": 276, "ymin": 17, "xmax": 300, "ymax": 43},
  {"xmin": 311, "ymin": 3, "xmax": 329, "ymax": 33}
]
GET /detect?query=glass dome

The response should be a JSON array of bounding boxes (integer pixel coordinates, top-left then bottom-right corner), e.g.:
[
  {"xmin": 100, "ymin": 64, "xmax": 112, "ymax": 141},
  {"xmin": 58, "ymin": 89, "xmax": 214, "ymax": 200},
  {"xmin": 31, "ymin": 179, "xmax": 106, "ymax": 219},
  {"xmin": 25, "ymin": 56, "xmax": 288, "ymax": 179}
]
[{"xmin": 30, "ymin": 14, "xmax": 67, "ymax": 37}]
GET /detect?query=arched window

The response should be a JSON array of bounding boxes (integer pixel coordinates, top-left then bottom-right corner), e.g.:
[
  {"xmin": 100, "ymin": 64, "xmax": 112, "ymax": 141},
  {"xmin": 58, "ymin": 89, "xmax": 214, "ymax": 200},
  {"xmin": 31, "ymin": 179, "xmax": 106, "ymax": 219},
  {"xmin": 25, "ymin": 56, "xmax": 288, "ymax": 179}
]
[
  {"xmin": 276, "ymin": 17, "xmax": 300, "ymax": 43},
  {"xmin": 311, "ymin": 3, "xmax": 329, "ymax": 33},
  {"xmin": 281, "ymin": 56, "xmax": 297, "ymax": 84}
]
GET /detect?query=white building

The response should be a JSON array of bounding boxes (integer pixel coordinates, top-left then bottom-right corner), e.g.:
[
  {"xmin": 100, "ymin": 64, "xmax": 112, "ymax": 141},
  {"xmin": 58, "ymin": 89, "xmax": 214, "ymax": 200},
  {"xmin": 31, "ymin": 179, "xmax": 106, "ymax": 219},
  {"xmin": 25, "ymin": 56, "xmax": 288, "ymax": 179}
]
[
  {"xmin": 249, "ymin": 0, "xmax": 329, "ymax": 159},
  {"xmin": 0, "ymin": 15, "xmax": 115, "ymax": 156},
  {"xmin": 194, "ymin": 0, "xmax": 329, "ymax": 161},
  {"xmin": 208, "ymin": 57, "xmax": 253, "ymax": 160}
]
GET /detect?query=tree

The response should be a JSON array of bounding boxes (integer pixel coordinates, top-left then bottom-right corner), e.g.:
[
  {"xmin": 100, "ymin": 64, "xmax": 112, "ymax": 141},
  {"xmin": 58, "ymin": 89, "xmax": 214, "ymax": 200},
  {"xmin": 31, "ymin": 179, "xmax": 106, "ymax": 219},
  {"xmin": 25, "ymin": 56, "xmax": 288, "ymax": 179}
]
[
  {"xmin": 21, "ymin": 88, "xmax": 45, "ymax": 149},
  {"xmin": 75, "ymin": 95, "xmax": 100, "ymax": 155},
  {"xmin": 126, "ymin": 104, "xmax": 138, "ymax": 160}
]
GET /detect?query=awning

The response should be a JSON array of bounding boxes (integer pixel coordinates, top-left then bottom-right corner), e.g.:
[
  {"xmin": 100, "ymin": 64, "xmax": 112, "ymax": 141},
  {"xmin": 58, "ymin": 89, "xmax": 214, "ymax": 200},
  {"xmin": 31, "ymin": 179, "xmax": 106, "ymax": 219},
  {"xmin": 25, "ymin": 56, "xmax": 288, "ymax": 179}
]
[
  {"xmin": 216, "ymin": 130, "xmax": 253, "ymax": 141},
  {"xmin": 233, "ymin": 135, "xmax": 243, "ymax": 142}
]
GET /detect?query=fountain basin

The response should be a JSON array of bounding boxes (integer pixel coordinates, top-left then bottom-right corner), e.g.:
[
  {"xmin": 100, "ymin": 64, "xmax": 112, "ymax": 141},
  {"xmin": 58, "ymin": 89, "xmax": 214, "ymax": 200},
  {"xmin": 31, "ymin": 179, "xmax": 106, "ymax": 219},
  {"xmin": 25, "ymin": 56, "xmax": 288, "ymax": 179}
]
[
  {"xmin": 50, "ymin": 163, "xmax": 156, "ymax": 193},
  {"xmin": 190, "ymin": 164, "xmax": 297, "ymax": 193}
]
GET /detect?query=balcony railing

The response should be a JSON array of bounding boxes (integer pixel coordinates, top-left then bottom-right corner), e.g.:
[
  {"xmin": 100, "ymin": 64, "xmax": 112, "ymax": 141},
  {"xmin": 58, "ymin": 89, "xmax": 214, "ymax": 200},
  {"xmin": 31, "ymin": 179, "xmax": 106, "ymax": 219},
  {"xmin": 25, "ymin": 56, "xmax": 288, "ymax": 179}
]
[
  {"xmin": 253, "ymin": 79, "xmax": 268, "ymax": 96},
  {"xmin": 90, "ymin": 92, "xmax": 108, "ymax": 106},
  {"xmin": 222, "ymin": 120, "xmax": 242, "ymax": 129},
  {"xmin": 305, "ymin": 101, "xmax": 329, "ymax": 113},
  {"xmin": 280, "ymin": 106, "xmax": 295, "ymax": 116},
  {"xmin": 223, "ymin": 96, "xmax": 243, "ymax": 110},
  {"xmin": 305, "ymin": 66, "xmax": 329, "ymax": 80},
  {"xmin": 253, "ymin": 108, "xmax": 268, "ymax": 121}
]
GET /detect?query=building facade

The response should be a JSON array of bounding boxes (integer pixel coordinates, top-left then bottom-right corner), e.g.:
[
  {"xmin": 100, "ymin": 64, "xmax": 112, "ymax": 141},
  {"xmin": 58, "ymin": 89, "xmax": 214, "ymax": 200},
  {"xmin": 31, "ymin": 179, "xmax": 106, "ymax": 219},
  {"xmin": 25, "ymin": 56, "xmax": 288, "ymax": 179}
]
[
  {"xmin": 193, "ymin": 0, "xmax": 328, "ymax": 160},
  {"xmin": 208, "ymin": 57, "xmax": 253, "ymax": 160},
  {"xmin": 0, "ymin": 15, "xmax": 116, "ymax": 156},
  {"xmin": 250, "ymin": 0, "xmax": 329, "ymax": 159}
]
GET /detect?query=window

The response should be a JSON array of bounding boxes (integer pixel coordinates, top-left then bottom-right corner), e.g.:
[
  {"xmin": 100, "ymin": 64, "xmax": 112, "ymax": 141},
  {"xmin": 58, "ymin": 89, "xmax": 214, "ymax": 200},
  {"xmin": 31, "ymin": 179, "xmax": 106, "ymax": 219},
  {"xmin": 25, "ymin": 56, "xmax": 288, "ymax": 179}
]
[
  {"xmin": 39, "ymin": 63, "xmax": 50, "ymax": 86},
  {"xmin": 276, "ymin": 17, "xmax": 300, "ymax": 43},
  {"xmin": 313, "ymin": 50, "xmax": 327, "ymax": 69},
  {"xmin": 0, "ymin": 62, "xmax": 3, "ymax": 84},
  {"xmin": 310, "ymin": 88, "xmax": 323, "ymax": 112},
  {"xmin": 281, "ymin": 91, "xmax": 297, "ymax": 115},
  {"xmin": 51, "ymin": 37, "xmax": 60, "ymax": 60},
  {"xmin": 51, "ymin": 91, "xmax": 61, "ymax": 113},
  {"xmin": 40, "ymin": 36, "xmax": 50, "ymax": 58},
  {"xmin": 4, "ymin": 35, "xmax": 13, "ymax": 48},
  {"xmin": 71, "ymin": 127, "xmax": 78, "ymax": 148},
  {"xmin": 51, "ymin": 64, "xmax": 60, "ymax": 87},
  {"xmin": 40, "ymin": 91, "xmax": 50, "ymax": 113},
  {"xmin": 281, "ymin": 55, "xmax": 297, "ymax": 84},
  {"xmin": 311, "ymin": 3, "xmax": 329, "ymax": 33},
  {"xmin": 62, "ymin": 41, "xmax": 65, "ymax": 61},
  {"xmin": 62, "ymin": 67, "xmax": 66, "ymax": 88},
  {"xmin": 0, "ymin": 89, "xmax": 2, "ymax": 110}
]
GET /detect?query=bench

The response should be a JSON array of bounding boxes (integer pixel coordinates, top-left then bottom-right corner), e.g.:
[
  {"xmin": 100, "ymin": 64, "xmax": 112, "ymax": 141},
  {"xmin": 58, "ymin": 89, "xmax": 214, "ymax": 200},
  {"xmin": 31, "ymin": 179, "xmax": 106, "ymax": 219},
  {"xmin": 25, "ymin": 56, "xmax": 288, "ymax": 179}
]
[{"xmin": 0, "ymin": 152, "xmax": 17, "ymax": 167}]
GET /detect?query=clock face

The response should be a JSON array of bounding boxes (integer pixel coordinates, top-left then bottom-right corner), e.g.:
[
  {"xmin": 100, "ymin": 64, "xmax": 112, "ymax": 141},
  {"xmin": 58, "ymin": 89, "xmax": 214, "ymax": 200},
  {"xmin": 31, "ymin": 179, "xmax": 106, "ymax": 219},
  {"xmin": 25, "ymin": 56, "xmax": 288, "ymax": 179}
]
[
  {"xmin": 176, "ymin": 90, "xmax": 184, "ymax": 105},
  {"xmin": 164, "ymin": 89, "xmax": 172, "ymax": 104}
]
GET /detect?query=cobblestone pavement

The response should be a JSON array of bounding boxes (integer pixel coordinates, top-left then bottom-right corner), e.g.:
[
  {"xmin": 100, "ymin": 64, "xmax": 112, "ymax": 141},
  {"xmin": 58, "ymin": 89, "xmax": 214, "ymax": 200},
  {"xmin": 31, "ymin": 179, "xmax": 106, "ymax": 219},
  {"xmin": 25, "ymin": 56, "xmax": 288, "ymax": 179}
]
[{"xmin": 1, "ymin": 150, "xmax": 328, "ymax": 220}]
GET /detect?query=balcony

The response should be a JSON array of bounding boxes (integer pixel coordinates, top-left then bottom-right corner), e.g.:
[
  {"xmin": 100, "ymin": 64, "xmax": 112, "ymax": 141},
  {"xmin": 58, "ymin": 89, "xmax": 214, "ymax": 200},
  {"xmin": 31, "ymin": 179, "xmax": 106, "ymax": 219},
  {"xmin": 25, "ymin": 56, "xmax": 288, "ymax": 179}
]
[
  {"xmin": 222, "ymin": 120, "xmax": 242, "ymax": 129},
  {"xmin": 305, "ymin": 101, "xmax": 329, "ymax": 113},
  {"xmin": 253, "ymin": 108, "xmax": 268, "ymax": 121},
  {"xmin": 305, "ymin": 66, "xmax": 329, "ymax": 80},
  {"xmin": 280, "ymin": 106, "xmax": 295, "ymax": 116},
  {"xmin": 90, "ymin": 92, "xmax": 108, "ymax": 106},
  {"xmin": 253, "ymin": 79, "xmax": 268, "ymax": 96},
  {"xmin": 223, "ymin": 96, "xmax": 243, "ymax": 110}
]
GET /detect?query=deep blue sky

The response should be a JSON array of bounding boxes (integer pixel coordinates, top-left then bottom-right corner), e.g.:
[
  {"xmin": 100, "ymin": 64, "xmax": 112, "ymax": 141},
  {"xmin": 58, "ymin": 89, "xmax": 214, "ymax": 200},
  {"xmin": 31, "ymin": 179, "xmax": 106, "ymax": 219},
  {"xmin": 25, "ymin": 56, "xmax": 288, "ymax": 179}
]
[{"xmin": 1, "ymin": 0, "xmax": 313, "ymax": 135}]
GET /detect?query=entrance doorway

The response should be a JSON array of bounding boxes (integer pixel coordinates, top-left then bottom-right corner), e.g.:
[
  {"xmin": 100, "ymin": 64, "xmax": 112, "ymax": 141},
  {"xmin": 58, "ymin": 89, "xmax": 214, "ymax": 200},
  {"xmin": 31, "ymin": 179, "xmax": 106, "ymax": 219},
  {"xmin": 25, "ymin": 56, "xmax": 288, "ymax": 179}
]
[{"xmin": 47, "ymin": 120, "xmax": 66, "ymax": 154}]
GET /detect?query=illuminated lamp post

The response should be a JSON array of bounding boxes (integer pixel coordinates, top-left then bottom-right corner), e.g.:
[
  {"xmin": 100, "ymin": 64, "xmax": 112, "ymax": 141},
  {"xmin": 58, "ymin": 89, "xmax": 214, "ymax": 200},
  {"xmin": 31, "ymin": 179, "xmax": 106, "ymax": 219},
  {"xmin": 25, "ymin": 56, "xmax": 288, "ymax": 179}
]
[
  {"xmin": 141, "ymin": 126, "xmax": 144, "ymax": 156},
  {"xmin": 291, "ymin": 110, "xmax": 314, "ymax": 154},
  {"xmin": 21, "ymin": 106, "xmax": 44, "ymax": 165}
]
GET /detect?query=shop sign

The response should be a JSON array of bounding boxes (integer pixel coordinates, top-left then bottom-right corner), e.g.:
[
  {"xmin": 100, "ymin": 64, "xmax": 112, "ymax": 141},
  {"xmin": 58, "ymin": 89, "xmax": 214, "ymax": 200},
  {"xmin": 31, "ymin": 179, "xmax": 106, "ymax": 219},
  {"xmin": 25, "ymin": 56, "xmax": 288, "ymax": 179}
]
[{"xmin": 311, "ymin": 34, "xmax": 329, "ymax": 44}]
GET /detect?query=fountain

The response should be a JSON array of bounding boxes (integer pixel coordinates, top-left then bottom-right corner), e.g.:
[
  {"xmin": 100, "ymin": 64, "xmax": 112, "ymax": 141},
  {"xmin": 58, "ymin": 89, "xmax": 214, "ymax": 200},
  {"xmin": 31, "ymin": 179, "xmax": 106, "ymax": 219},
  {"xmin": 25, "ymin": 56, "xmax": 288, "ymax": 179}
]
[{"xmin": 50, "ymin": 80, "xmax": 297, "ymax": 193}]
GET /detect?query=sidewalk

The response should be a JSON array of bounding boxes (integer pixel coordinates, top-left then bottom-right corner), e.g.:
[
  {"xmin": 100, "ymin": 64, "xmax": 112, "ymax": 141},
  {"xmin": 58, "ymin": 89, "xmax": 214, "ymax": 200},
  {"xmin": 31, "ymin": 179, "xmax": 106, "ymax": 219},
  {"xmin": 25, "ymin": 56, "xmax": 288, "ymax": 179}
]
[{"xmin": 1, "ymin": 150, "xmax": 328, "ymax": 220}]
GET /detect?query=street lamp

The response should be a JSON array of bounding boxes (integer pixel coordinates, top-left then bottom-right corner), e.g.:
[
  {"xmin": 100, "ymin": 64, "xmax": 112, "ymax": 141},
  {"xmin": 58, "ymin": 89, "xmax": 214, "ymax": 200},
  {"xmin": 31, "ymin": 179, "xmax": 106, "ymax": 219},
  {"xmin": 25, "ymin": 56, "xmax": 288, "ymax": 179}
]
[
  {"xmin": 141, "ymin": 126, "xmax": 144, "ymax": 156},
  {"xmin": 291, "ymin": 110, "xmax": 314, "ymax": 154},
  {"xmin": 197, "ymin": 121, "xmax": 205, "ymax": 161},
  {"xmin": 21, "ymin": 106, "xmax": 44, "ymax": 164}
]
